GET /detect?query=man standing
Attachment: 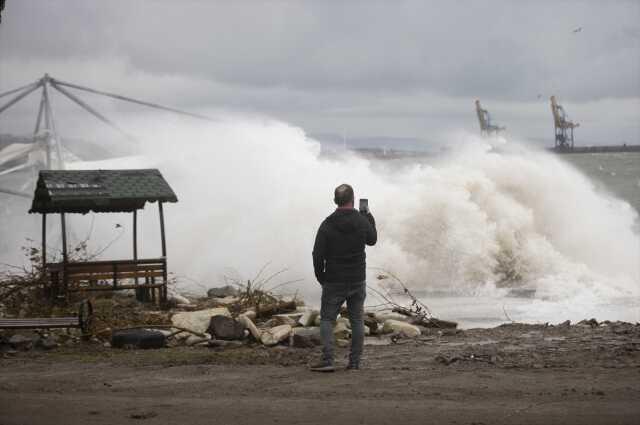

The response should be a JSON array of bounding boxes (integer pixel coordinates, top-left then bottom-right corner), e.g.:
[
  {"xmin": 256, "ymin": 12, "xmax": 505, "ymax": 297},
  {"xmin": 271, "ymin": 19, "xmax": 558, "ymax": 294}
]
[{"xmin": 311, "ymin": 183, "xmax": 377, "ymax": 372}]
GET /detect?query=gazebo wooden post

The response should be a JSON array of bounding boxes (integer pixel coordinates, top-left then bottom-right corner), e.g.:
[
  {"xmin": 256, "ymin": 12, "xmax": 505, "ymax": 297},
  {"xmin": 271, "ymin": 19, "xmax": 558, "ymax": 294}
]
[
  {"xmin": 60, "ymin": 212, "xmax": 68, "ymax": 295},
  {"xmin": 42, "ymin": 213, "xmax": 51, "ymax": 298},
  {"xmin": 158, "ymin": 202, "xmax": 167, "ymax": 302},
  {"xmin": 133, "ymin": 210, "xmax": 143, "ymax": 301},
  {"xmin": 158, "ymin": 202, "xmax": 166, "ymax": 257},
  {"xmin": 133, "ymin": 210, "xmax": 138, "ymax": 262},
  {"xmin": 41, "ymin": 213, "xmax": 46, "ymax": 268}
]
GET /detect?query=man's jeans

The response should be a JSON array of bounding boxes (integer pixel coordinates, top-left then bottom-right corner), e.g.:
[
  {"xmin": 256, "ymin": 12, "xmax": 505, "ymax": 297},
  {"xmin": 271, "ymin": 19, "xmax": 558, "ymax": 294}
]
[{"xmin": 320, "ymin": 281, "xmax": 366, "ymax": 364}]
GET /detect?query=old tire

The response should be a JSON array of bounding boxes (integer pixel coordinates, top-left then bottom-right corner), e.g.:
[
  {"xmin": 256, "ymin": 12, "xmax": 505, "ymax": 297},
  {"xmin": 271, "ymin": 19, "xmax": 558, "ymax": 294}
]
[{"xmin": 111, "ymin": 329, "xmax": 166, "ymax": 349}]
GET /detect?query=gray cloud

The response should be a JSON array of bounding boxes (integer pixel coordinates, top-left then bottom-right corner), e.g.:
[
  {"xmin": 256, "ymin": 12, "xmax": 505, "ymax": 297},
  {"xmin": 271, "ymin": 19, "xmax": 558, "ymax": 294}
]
[{"xmin": 0, "ymin": 0, "xmax": 638, "ymax": 146}]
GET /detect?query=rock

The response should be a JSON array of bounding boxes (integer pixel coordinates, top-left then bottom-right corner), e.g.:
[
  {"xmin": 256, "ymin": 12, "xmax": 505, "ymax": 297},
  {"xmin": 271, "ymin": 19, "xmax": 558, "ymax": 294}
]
[
  {"xmin": 38, "ymin": 336, "xmax": 59, "ymax": 350},
  {"xmin": 207, "ymin": 315, "xmax": 245, "ymax": 340},
  {"xmin": 272, "ymin": 314, "xmax": 302, "ymax": 327},
  {"xmin": 297, "ymin": 310, "xmax": 319, "ymax": 327},
  {"xmin": 364, "ymin": 325, "xmax": 370, "ymax": 336},
  {"xmin": 313, "ymin": 315, "xmax": 322, "ymax": 327},
  {"xmin": 578, "ymin": 318, "xmax": 599, "ymax": 328},
  {"xmin": 291, "ymin": 327, "xmax": 321, "ymax": 348},
  {"xmin": 238, "ymin": 314, "xmax": 262, "ymax": 340},
  {"xmin": 336, "ymin": 338, "xmax": 350, "ymax": 348},
  {"xmin": 185, "ymin": 335, "xmax": 211, "ymax": 346},
  {"xmin": 208, "ymin": 340, "xmax": 244, "ymax": 349},
  {"xmin": 291, "ymin": 333, "xmax": 317, "ymax": 348},
  {"xmin": 260, "ymin": 325, "xmax": 292, "ymax": 346},
  {"xmin": 241, "ymin": 309, "xmax": 256, "ymax": 320},
  {"xmin": 206, "ymin": 285, "xmax": 238, "ymax": 298},
  {"xmin": 213, "ymin": 296, "xmax": 239, "ymax": 305},
  {"xmin": 336, "ymin": 317, "xmax": 351, "ymax": 328},
  {"xmin": 9, "ymin": 334, "xmax": 34, "ymax": 350},
  {"xmin": 171, "ymin": 307, "xmax": 230, "ymax": 337},
  {"xmin": 557, "ymin": 320, "xmax": 571, "ymax": 327},
  {"xmin": 168, "ymin": 292, "xmax": 191, "ymax": 305},
  {"xmin": 382, "ymin": 320, "xmax": 421, "ymax": 338},
  {"xmin": 333, "ymin": 320, "xmax": 351, "ymax": 339},
  {"xmin": 364, "ymin": 314, "xmax": 379, "ymax": 334}
]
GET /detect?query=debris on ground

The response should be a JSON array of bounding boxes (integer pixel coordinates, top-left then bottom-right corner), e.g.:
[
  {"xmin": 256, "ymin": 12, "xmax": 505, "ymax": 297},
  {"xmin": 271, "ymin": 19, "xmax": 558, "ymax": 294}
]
[{"xmin": 5, "ymin": 259, "xmax": 636, "ymax": 368}]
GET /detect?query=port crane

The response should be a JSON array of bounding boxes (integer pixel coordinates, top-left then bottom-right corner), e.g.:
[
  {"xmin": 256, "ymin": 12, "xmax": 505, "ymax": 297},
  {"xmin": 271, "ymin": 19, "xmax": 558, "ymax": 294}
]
[
  {"xmin": 475, "ymin": 100, "xmax": 505, "ymax": 136},
  {"xmin": 550, "ymin": 95, "xmax": 579, "ymax": 150}
]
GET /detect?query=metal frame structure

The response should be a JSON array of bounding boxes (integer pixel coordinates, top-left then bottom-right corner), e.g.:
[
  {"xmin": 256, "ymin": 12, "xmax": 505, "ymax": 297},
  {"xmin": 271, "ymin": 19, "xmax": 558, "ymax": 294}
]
[
  {"xmin": 475, "ymin": 99, "xmax": 505, "ymax": 136},
  {"xmin": 0, "ymin": 73, "xmax": 215, "ymax": 198},
  {"xmin": 550, "ymin": 95, "xmax": 579, "ymax": 150}
]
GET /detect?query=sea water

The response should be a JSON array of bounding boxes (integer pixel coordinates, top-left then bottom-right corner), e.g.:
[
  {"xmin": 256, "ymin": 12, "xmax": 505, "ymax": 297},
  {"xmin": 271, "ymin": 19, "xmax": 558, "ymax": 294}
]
[{"xmin": 1, "ymin": 117, "xmax": 638, "ymax": 328}]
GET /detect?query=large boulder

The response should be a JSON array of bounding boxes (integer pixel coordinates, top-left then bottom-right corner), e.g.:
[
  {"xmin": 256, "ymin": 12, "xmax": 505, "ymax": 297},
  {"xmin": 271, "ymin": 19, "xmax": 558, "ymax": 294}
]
[
  {"xmin": 206, "ymin": 285, "xmax": 238, "ymax": 298},
  {"xmin": 9, "ymin": 334, "xmax": 34, "ymax": 351},
  {"xmin": 291, "ymin": 327, "xmax": 321, "ymax": 347},
  {"xmin": 260, "ymin": 325, "xmax": 292, "ymax": 346},
  {"xmin": 382, "ymin": 319, "xmax": 421, "ymax": 338},
  {"xmin": 297, "ymin": 310, "xmax": 319, "ymax": 327},
  {"xmin": 171, "ymin": 307, "xmax": 230, "ymax": 336},
  {"xmin": 207, "ymin": 315, "xmax": 245, "ymax": 340}
]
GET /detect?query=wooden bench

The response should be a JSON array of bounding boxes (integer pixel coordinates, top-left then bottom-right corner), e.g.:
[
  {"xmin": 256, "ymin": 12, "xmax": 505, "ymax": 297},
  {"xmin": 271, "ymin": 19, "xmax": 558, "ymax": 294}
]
[
  {"xmin": 0, "ymin": 300, "xmax": 93, "ymax": 335},
  {"xmin": 47, "ymin": 258, "xmax": 167, "ymax": 302}
]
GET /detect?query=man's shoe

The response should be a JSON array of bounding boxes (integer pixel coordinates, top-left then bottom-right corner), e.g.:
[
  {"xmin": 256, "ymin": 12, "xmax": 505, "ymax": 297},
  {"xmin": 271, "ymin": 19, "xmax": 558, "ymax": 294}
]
[
  {"xmin": 346, "ymin": 361, "xmax": 360, "ymax": 371},
  {"xmin": 309, "ymin": 360, "xmax": 335, "ymax": 372}
]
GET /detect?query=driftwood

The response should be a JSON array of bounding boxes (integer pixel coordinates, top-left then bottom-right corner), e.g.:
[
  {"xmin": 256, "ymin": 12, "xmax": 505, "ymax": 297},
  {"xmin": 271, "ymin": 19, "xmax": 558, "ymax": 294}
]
[
  {"xmin": 392, "ymin": 307, "xmax": 458, "ymax": 329},
  {"xmin": 112, "ymin": 324, "xmax": 208, "ymax": 338},
  {"xmin": 255, "ymin": 300, "xmax": 297, "ymax": 319}
]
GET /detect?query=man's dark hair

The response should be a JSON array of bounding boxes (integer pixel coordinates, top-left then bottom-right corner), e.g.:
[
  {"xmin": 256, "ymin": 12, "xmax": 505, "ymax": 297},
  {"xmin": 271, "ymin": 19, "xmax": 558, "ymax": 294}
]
[{"xmin": 334, "ymin": 184, "xmax": 354, "ymax": 206}]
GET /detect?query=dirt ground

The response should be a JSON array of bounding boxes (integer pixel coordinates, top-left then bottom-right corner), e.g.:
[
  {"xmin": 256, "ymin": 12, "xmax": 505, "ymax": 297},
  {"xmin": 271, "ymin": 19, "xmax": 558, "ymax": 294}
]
[{"xmin": 1, "ymin": 322, "xmax": 639, "ymax": 425}]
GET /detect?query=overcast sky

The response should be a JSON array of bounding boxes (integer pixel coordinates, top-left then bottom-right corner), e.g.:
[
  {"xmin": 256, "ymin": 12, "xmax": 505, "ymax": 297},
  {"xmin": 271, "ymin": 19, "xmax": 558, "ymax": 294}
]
[{"xmin": 1, "ymin": 0, "xmax": 639, "ymax": 148}]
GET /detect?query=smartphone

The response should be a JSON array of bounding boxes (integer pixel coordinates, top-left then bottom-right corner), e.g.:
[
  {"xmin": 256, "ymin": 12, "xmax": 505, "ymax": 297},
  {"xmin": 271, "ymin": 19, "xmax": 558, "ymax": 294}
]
[{"xmin": 359, "ymin": 198, "xmax": 369, "ymax": 213}]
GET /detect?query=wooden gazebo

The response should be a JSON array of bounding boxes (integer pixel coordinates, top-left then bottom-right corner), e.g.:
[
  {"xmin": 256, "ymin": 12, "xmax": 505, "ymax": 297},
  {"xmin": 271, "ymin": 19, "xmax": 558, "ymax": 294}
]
[{"xmin": 29, "ymin": 169, "xmax": 178, "ymax": 303}]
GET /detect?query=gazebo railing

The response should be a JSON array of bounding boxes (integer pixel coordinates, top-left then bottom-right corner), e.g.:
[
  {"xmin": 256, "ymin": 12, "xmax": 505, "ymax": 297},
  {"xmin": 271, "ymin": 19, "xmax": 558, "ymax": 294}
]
[{"xmin": 47, "ymin": 257, "xmax": 168, "ymax": 302}]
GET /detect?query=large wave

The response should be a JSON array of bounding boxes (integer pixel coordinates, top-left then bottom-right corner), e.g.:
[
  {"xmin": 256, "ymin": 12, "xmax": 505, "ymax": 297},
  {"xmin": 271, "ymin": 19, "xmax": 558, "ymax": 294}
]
[{"xmin": 2, "ymin": 115, "xmax": 639, "ymax": 323}]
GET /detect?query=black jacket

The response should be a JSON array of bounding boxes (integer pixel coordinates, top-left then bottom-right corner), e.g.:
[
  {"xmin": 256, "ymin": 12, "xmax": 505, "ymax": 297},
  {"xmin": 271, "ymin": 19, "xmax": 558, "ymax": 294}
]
[{"xmin": 312, "ymin": 208, "xmax": 377, "ymax": 284}]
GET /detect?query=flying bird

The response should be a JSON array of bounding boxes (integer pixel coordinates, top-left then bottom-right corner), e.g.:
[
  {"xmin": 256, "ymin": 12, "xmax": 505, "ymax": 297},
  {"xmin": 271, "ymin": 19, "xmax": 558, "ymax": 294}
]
[{"xmin": 572, "ymin": 27, "xmax": 583, "ymax": 33}]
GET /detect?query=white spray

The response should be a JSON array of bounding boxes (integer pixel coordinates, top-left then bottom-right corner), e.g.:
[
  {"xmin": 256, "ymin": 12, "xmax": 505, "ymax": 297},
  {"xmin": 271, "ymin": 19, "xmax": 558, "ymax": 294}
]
[{"xmin": 2, "ymin": 115, "xmax": 639, "ymax": 325}]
